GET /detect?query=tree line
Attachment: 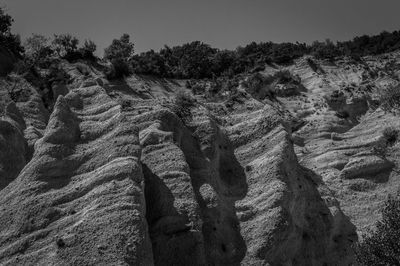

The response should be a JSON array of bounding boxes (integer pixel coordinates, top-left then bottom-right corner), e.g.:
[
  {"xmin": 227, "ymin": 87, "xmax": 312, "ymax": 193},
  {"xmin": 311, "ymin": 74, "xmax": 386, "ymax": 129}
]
[{"xmin": 2, "ymin": 7, "xmax": 400, "ymax": 80}]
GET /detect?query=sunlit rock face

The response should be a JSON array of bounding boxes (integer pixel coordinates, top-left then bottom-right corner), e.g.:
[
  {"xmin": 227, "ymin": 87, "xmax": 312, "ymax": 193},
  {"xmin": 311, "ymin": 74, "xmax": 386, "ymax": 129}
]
[{"xmin": 3, "ymin": 52, "xmax": 400, "ymax": 265}]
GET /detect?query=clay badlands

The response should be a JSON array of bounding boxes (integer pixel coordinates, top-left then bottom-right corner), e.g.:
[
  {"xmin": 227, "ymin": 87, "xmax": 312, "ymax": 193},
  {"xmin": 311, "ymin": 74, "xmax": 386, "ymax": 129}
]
[{"xmin": 1, "ymin": 5, "xmax": 400, "ymax": 266}]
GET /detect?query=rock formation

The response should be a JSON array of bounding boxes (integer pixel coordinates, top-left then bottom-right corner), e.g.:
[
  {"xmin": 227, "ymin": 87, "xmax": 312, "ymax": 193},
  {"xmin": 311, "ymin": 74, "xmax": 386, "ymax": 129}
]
[{"xmin": 1, "ymin": 52, "xmax": 400, "ymax": 265}]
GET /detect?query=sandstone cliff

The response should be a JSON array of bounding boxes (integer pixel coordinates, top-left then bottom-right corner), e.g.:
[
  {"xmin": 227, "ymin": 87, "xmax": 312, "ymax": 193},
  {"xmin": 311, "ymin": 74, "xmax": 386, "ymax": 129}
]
[{"xmin": 1, "ymin": 53, "xmax": 399, "ymax": 265}]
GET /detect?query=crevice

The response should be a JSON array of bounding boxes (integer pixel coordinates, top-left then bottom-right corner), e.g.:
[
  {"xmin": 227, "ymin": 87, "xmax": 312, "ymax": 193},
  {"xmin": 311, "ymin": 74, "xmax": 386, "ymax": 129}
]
[
  {"xmin": 172, "ymin": 118, "xmax": 247, "ymax": 265},
  {"xmin": 139, "ymin": 107, "xmax": 248, "ymax": 265},
  {"xmin": 142, "ymin": 163, "xmax": 205, "ymax": 266}
]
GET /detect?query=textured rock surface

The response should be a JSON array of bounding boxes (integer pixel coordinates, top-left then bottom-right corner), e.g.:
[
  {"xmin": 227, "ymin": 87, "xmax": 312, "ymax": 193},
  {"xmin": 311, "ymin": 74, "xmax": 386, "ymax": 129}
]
[
  {"xmin": 0, "ymin": 75, "xmax": 49, "ymax": 158},
  {"xmin": 208, "ymin": 96, "xmax": 356, "ymax": 265},
  {"xmin": 1, "ymin": 52, "xmax": 400, "ymax": 265},
  {"xmin": 0, "ymin": 86, "xmax": 153, "ymax": 265},
  {"xmin": 285, "ymin": 53, "xmax": 400, "ymax": 235}
]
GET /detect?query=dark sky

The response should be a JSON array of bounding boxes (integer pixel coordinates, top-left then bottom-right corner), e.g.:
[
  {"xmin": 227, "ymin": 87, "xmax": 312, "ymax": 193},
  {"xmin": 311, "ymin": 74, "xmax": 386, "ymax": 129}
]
[{"xmin": 2, "ymin": 0, "xmax": 400, "ymax": 54}]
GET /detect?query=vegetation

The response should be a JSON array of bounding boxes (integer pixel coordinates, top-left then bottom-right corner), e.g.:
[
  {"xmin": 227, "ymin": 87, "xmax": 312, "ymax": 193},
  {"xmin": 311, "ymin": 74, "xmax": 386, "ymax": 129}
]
[
  {"xmin": 79, "ymin": 40, "xmax": 97, "ymax": 60},
  {"xmin": 104, "ymin": 34, "xmax": 134, "ymax": 79},
  {"xmin": 104, "ymin": 34, "xmax": 134, "ymax": 61},
  {"xmin": 51, "ymin": 34, "xmax": 97, "ymax": 62},
  {"xmin": 23, "ymin": 34, "xmax": 53, "ymax": 67},
  {"xmin": 172, "ymin": 91, "xmax": 196, "ymax": 121},
  {"xmin": 46, "ymin": 64, "xmax": 71, "ymax": 85},
  {"xmin": 131, "ymin": 31, "xmax": 400, "ymax": 80},
  {"xmin": 131, "ymin": 41, "xmax": 309, "ymax": 79},
  {"xmin": 22, "ymin": 33, "xmax": 97, "ymax": 67},
  {"xmin": 3, "ymin": 6, "xmax": 400, "ymax": 82},
  {"xmin": 383, "ymin": 127, "xmax": 399, "ymax": 146},
  {"xmin": 380, "ymin": 85, "xmax": 400, "ymax": 112},
  {"xmin": 0, "ymin": 7, "xmax": 23, "ymax": 57},
  {"xmin": 52, "ymin": 34, "xmax": 79, "ymax": 58},
  {"xmin": 311, "ymin": 39, "xmax": 341, "ymax": 60},
  {"xmin": 355, "ymin": 195, "xmax": 400, "ymax": 266},
  {"xmin": 105, "ymin": 58, "xmax": 131, "ymax": 79}
]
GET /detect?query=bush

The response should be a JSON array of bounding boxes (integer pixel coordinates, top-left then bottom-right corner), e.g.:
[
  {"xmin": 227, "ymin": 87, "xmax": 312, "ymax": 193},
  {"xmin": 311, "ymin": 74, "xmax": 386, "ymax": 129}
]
[
  {"xmin": 23, "ymin": 34, "xmax": 53, "ymax": 67},
  {"xmin": 0, "ymin": 7, "xmax": 24, "ymax": 57},
  {"xmin": 78, "ymin": 40, "xmax": 97, "ymax": 60},
  {"xmin": 104, "ymin": 34, "xmax": 134, "ymax": 79},
  {"xmin": 191, "ymin": 82, "xmax": 207, "ymax": 95},
  {"xmin": 127, "ymin": 30, "xmax": 400, "ymax": 79},
  {"xmin": 355, "ymin": 195, "xmax": 400, "ymax": 266},
  {"xmin": 52, "ymin": 34, "xmax": 79, "ymax": 60},
  {"xmin": 270, "ymin": 42, "xmax": 306, "ymax": 64},
  {"xmin": 274, "ymin": 70, "xmax": 295, "ymax": 83},
  {"xmin": 383, "ymin": 127, "xmax": 399, "ymax": 146},
  {"xmin": 172, "ymin": 91, "xmax": 196, "ymax": 120},
  {"xmin": 242, "ymin": 73, "xmax": 275, "ymax": 99},
  {"xmin": 225, "ymin": 89, "xmax": 245, "ymax": 108},
  {"xmin": 380, "ymin": 85, "xmax": 400, "ymax": 112},
  {"xmin": 105, "ymin": 58, "xmax": 131, "ymax": 80},
  {"xmin": 12, "ymin": 59, "xmax": 32, "ymax": 75},
  {"xmin": 104, "ymin": 34, "xmax": 134, "ymax": 61},
  {"xmin": 24, "ymin": 35, "xmax": 96, "ymax": 65},
  {"xmin": 311, "ymin": 39, "xmax": 341, "ymax": 60},
  {"xmin": 185, "ymin": 80, "xmax": 192, "ymax": 89},
  {"xmin": 46, "ymin": 64, "xmax": 71, "ymax": 85}
]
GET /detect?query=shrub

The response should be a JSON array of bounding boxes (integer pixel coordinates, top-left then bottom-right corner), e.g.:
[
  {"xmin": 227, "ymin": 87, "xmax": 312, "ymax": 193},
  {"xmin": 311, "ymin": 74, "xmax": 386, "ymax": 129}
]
[
  {"xmin": 270, "ymin": 42, "xmax": 306, "ymax": 64},
  {"xmin": 243, "ymin": 73, "xmax": 268, "ymax": 90},
  {"xmin": 105, "ymin": 58, "xmax": 131, "ymax": 80},
  {"xmin": 380, "ymin": 85, "xmax": 400, "ymax": 112},
  {"xmin": 311, "ymin": 39, "xmax": 341, "ymax": 61},
  {"xmin": 104, "ymin": 34, "xmax": 134, "ymax": 79},
  {"xmin": 46, "ymin": 64, "xmax": 71, "ymax": 86},
  {"xmin": 242, "ymin": 73, "xmax": 275, "ymax": 99},
  {"xmin": 124, "ymin": 30, "xmax": 400, "ymax": 79},
  {"xmin": 225, "ymin": 89, "xmax": 245, "ymax": 108},
  {"xmin": 172, "ymin": 91, "xmax": 196, "ymax": 120},
  {"xmin": 191, "ymin": 82, "xmax": 207, "ymax": 95},
  {"xmin": 78, "ymin": 40, "xmax": 97, "ymax": 60},
  {"xmin": 383, "ymin": 127, "xmax": 399, "ymax": 146},
  {"xmin": 274, "ymin": 70, "xmax": 294, "ymax": 83},
  {"xmin": 0, "ymin": 7, "xmax": 24, "ymax": 57},
  {"xmin": 355, "ymin": 195, "xmax": 400, "ymax": 266},
  {"xmin": 104, "ymin": 34, "xmax": 134, "ymax": 61},
  {"xmin": 185, "ymin": 80, "xmax": 192, "ymax": 89},
  {"xmin": 12, "ymin": 59, "xmax": 32, "ymax": 75},
  {"xmin": 131, "ymin": 49, "xmax": 166, "ymax": 76},
  {"xmin": 56, "ymin": 237, "xmax": 66, "ymax": 248},
  {"xmin": 23, "ymin": 34, "xmax": 53, "ymax": 67},
  {"xmin": 52, "ymin": 34, "xmax": 79, "ymax": 60}
]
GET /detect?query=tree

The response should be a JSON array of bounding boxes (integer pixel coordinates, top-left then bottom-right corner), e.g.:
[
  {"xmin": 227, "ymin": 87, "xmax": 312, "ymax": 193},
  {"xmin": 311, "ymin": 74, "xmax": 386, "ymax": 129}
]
[
  {"xmin": 0, "ymin": 7, "xmax": 23, "ymax": 57},
  {"xmin": 311, "ymin": 39, "xmax": 341, "ymax": 60},
  {"xmin": 355, "ymin": 195, "xmax": 400, "ymax": 265},
  {"xmin": 0, "ymin": 7, "xmax": 12, "ymax": 35},
  {"xmin": 104, "ymin": 33, "xmax": 134, "ymax": 61},
  {"xmin": 24, "ymin": 34, "xmax": 53, "ymax": 64},
  {"xmin": 52, "ymin": 34, "xmax": 79, "ymax": 58},
  {"xmin": 104, "ymin": 34, "xmax": 134, "ymax": 79},
  {"xmin": 79, "ymin": 39, "xmax": 97, "ymax": 60},
  {"xmin": 131, "ymin": 49, "xmax": 166, "ymax": 76},
  {"xmin": 212, "ymin": 50, "xmax": 236, "ymax": 77}
]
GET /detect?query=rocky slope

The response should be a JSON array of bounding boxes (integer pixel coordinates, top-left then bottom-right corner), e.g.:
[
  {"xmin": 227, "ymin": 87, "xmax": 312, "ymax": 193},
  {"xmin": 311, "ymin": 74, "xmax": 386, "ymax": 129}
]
[
  {"xmin": 0, "ymin": 52, "xmax": 399, "ymax": 265},
  {"xmin": 283, "ymin": 53, "xmax": 400, "ymax": 235}
]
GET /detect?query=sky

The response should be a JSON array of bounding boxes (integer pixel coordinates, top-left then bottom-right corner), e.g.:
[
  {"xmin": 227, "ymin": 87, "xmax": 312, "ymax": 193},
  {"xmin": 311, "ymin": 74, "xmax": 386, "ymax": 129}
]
[{"xmin": 2, "ymin": 0, "xmax": 400, "ymax": 55}]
